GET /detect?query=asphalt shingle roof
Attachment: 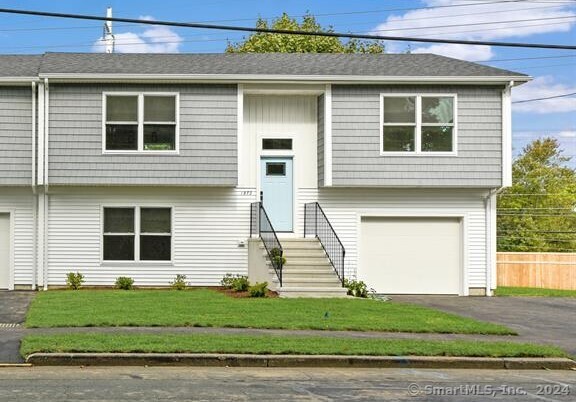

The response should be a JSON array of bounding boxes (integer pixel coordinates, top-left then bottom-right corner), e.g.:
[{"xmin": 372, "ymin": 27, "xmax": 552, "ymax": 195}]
[
  {"xmin": 0, "ymin": 55, "xmax": 43, "ymax": 78},
  {"xmin": 0, "ymin": 52, "xmax": 528, "ymax": 79}
]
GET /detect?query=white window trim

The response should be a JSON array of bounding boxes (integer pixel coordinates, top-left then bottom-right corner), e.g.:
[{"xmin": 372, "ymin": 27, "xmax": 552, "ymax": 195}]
[
  {"xmin": 379, "ymin": 93, "xmax": 458, "ymax": 156},
  {"xmin": 102, "ymin": 92, "xmax": 180, "ymax": 155},
  {"xmin": 100, "ymin": 205, "xmax": 174, "ymax": 264}
]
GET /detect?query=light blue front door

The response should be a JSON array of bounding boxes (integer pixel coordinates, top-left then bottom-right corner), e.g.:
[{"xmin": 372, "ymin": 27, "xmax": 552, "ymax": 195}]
[{"xmin": 261, "ymin": 157, "xmax": 293, "ymax": 232}]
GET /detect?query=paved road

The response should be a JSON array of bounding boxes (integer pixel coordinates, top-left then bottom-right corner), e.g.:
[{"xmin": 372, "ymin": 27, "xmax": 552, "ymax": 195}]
[
  {"xmin": 392, "ymin": 296, "xmax": 576, "ymax": 356},
  {"xmin": 0, "ymin": 367, "xmax": 574, "ymax": 401}
]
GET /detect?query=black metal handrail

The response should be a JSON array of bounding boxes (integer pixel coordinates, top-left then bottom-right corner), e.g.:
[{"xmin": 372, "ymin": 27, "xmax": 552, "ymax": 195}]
[
  {"xmin": 250, "ymin": 202, "xmax": 283, "ymax": 286},
  {"xmin": 304, "ymin": 202, "xmax": 345, "ymax": 285}
]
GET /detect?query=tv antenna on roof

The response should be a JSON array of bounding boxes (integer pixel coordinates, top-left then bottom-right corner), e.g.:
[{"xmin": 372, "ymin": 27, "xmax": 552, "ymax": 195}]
[{"xmin": 102, "ymin": 7, "xmax": 115, "ymax": 53}]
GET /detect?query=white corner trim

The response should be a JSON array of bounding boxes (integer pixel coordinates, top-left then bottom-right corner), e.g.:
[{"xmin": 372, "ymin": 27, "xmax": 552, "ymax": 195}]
[
  {"xmin": 485, "ymin": 190, "xmax": 498, "ymax": 296},
  {"xmin": 31, "ymin": 82, "xmax": 36, "ymax": 188},
  {"xmin": 44, "ymin": 78, "xmax": 49, "ymax": 187},
  {"xmin": 237, "ymin": 84, "xmax": 244, "ymax": 186},
  {"xmin": 502, "ymin": 81, "xmax": 513, "ymax": 187},
  {"xmin": 324, "ymin": 84, "xmax": 333, "ymax": 187},
  {"xmin": 37, "ymin": 81, "xmax": 45, "ymax": 186}
]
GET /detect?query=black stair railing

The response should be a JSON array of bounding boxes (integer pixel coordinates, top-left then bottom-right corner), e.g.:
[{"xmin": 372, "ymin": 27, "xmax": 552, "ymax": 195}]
[
  {"xmin": 304, "ymin": 202, "xmax": 345, "ymax": 285},
  {"xmin": 250, "ymin": 202, "xmax": 284, "ymax": 286}
]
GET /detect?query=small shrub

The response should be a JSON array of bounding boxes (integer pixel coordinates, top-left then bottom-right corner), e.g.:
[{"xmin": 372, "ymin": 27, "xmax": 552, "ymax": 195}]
[
  {"xmin": 220, "ymin": 274, "xmax": 250, "ymax": 292},
  {"xmin": 170, "ymin": 274, "xmax": 188, "ymax": 290},
  {"xmin": 65, "ymin": 271, "xmax": 84, "ymax": 290},
  {"xmin": 249, "ymin": 282, "xmax": 268, "ymax": 298},
  {"xmin": 269, "ymin": 247, "xmax": 286, "ymax": 266},
  {"xmin": 115, "ymin": 276, "xmax": 134, "ymax": 290},
  {"xmin": 343, "ymin": 278, "xmax": 369, "ymax": 298}
]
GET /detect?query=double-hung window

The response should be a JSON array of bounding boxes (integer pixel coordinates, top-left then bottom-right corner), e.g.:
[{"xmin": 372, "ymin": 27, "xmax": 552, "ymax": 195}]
[
  {"xmin": 103, "ymin": 207, "xmax": 172, "ymax": 262},
  {"xmin": 104, "ymin": 93, "xmax": 178, "ymax": 152},
  {"xmin": 381, "ymin": 94, "xmax": 456, "ymax": 154}
]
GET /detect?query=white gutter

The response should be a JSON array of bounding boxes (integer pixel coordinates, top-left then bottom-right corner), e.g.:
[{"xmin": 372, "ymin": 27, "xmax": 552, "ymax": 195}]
[
  {"xmin": 324, "ymin": 84, "xmax": 332, "ymax": 187},
  {"xmin": 38, "ymin": 73, "xmax": 532, "ymax": 85}
]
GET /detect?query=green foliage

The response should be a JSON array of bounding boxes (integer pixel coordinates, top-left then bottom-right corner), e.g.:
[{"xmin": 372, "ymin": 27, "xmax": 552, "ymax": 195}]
[
  {"xmin": 169, "ymin": 274, "xmax": 188, "ymax": 291},
  {"xmin": 220, "ymin": 274, "xmax": 250, "ymax": 292},
  {"xmin": 65, "ymin": 272, "xmax": 84, "ymax": 290},
  {"xmin": 114, "ymin": 276, "xmax": 134, "ymax": 290},
  {"xmin": 343, "ymin": 278, "xmax": 369, "ymax": 298},
  {"xmin": 248, "ymin": 282, "xmax": 269, "ymax": 298},
  {"xmin": 270, "ymin": 247, "xmax": 286, "ymax": 267},
  {"xmin": 226, "ymin": 13, "xmax": 384, "ymax": 54},
  {"xmin": 497, "ymin": 138, "xmax": 576, "ymax": 252}
]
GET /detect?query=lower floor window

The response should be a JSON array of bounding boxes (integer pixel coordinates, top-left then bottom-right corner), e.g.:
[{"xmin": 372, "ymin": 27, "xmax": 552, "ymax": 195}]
[{"xmin": 103, "ymin": 207, "xmax": 172, "ymax": 261}]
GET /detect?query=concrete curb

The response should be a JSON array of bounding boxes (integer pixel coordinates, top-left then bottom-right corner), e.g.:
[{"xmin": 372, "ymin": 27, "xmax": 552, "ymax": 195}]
[{"xmin": 25, "ymin": 353, "xmax": 576, "ymax": 370}]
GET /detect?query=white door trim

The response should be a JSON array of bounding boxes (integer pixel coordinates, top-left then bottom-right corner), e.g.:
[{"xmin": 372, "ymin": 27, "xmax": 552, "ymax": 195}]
[
  {"xmin": 356, "ymin": 210, "xmax": 469, "ymax": 296},
  {"xmin": 0, "ymin": 210, "xmax": 15, "ymax": 290}
]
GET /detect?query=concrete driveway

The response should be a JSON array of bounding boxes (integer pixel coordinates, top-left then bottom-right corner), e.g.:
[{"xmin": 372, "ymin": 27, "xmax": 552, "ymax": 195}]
[{"xmin": 392, "ymin": 295, "xmax": 576, "ymax": 356}]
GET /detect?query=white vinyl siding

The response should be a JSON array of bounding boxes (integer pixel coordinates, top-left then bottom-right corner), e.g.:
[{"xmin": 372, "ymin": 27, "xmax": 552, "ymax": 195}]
[
  {"xmin": 0, "ymin": 188, "xmax": 35, "ymax": 287},
  {"xmin": 47, "ymin": 187, "xmax": 255, "ymax": 286},
  {"xmin": 295, "ymin": 187, "xmax": 488, "ymax": 289}
]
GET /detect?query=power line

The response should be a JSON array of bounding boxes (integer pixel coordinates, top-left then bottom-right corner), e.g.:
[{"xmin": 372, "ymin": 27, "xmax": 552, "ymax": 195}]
[
  {"xmin": 513, "ymin": 92, "xmax": 576, "ymax": 103},
  {"xmin": 0, "ymin": 7, "xmax": 575, "ymax": 50}
]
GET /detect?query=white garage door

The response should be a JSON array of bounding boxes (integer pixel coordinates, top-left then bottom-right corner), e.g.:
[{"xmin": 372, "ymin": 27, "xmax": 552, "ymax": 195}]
[
  {"xmin": 0, "ymin": 214, "xmax": 9, "ymax": 289},
  {"xmin": 359, "ymin": 217, "xmax": 462, "ymax": 295}
]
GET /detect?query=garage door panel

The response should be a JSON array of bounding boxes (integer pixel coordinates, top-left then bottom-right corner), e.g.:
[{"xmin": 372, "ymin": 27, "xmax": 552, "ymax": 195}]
[{"xmin": 359, "ymin": 217, "xmax": 462, "ymax": 295}]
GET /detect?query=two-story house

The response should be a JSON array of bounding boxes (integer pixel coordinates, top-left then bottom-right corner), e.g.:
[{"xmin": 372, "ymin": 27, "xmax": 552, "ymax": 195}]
[{"xmin": 0, "ymin": 53, "xmax": 529, "ymax": 296}]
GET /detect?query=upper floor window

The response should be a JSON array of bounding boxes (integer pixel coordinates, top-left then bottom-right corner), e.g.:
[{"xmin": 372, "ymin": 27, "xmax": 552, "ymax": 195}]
[
  {"xmin": 104, "ymin": 93, "xmax": 178, "ymax": 152},
  {"xmin": 381, "ymin": 94, "xmax": 456, "ymax": 154}
]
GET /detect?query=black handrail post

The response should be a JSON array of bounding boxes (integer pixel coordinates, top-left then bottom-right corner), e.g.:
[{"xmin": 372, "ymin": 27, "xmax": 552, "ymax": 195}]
[
  {"xmin": 303, "ymin": 202, "xmax": 346, "ymax": 286},
  {"xmin": 251, "ymin": 201, "xmax": 283, "ymax": 287}
]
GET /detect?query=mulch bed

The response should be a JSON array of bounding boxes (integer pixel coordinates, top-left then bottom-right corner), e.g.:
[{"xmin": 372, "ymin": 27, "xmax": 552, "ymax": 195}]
[{"xmin": 216, "ymin": 287, "xmax": 279, "ymax": 298}]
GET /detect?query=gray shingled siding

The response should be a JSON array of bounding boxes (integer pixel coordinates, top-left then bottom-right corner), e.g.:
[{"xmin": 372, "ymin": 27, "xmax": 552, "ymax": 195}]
[
  {"xmin": 48, "ymin": 84, "xmax": 237, "ymax": 186},
  {"xmin": 331, "ymin": 85, "xmax": 503, "ymax": 187},
  {"xmin": 317, "ymin": 94, "xmax": 325, "ymax": 187},
  {"xmin": 0, "ymin": 87, "xmax": 33, "ymax": 186}
]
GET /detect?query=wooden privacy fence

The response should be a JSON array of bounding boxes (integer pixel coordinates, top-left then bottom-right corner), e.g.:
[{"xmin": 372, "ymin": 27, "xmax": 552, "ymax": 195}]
[{"xmin": 497, "ymin": 252, "xmax": 576, "ymax": 290}]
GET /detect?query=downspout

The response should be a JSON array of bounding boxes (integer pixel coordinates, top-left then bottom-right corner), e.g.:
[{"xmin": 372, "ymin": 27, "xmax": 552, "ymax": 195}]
[
  {"xmin": 36, "ymin": 80, "xmax": 45, "ymax": 290},
  {"xmin": 43, "ymin": 78, "xmax": 49, "ymax": 290},
  {"xmin": 31, "ymin": 81, "xmax": 37, "ymax": 290}
]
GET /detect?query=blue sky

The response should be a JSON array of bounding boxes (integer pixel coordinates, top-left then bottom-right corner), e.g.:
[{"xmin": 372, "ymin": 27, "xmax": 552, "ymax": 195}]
[{"xmin": 1, "ymin": 0, "xmax": 574, "ymax": 165}]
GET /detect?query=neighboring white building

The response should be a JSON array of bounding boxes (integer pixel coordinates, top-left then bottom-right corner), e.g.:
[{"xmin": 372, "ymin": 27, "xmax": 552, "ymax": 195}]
[{"xmin": 0, "ymin": 53, "xmax": 529, "ymax": 295}]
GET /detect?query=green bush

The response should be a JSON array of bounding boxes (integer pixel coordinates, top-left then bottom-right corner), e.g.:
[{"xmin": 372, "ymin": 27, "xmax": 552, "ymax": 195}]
[
  {"xmin": 249, "ymin": 282, "xmax": 268, "ymax": 298},
  {"xmin": 169, "ymin": 274, "xmax": 188, "ymax": 290},
  {"xmin": 269, "ymin": 247, "xmax": 286, "ymax": 266},
  {"xmin": 343, "ymin": 279, "xmax": 369, "ymax": 298},
  {"xmin": 115, "ymin": 276, "xmax": 134, "ymax": 290},
  {"xmin": 65, "ymin": 272, "xmax": 84, "ymax": 290},
  {"xmin": 220, "ymin": 274, "xmax": 250, "ymax": 292}
]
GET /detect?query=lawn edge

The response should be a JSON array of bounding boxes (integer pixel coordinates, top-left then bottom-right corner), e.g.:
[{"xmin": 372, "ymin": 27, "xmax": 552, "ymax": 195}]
[{"xmin": 24, "ymin": 353, "xmax": 576, "ymax": 370}]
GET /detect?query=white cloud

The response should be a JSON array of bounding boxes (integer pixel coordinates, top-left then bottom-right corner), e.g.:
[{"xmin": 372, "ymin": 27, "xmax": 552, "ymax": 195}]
[
  {"xmin": 411, "ymin": 43, "xmax": 494, "ymax": 61},
  {"xmin": 92, "ymin": 16, "xmax": 183, "ymax": 53},
  {"xmin": 513, "ymin": 76, "xmax": 576, "ymax": 114},
  {"xmin": 558, "ymin": 130, "xmax": 576, "ymax": 138},
  {"xmin": 372, "ymin": 0, "xmax": 575, "ymax": 61}
]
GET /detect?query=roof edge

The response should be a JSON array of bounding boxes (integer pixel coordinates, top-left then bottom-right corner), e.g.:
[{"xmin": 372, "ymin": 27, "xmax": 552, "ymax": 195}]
[{"xmin": 38, "ymin": 73, "xmax": 532, "ymax": 84}]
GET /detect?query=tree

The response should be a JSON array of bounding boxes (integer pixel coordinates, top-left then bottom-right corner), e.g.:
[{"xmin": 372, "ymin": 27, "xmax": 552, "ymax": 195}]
[
  {"xmin": 497, "ymin": 138, "xmax": 576, "ymax": 252},
  {"xmin": 226, "ymin": 13, "xmax": 384, "ymax": 53}
]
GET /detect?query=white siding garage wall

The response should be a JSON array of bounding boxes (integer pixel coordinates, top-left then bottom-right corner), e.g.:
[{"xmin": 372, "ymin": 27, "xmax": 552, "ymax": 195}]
[
  {"xmin": 297, "ymin": 188, "xmax": 489, "ymax": 294},
  {"xmin": 47, "ymin": 187, "xmax": 255, "ymax": 286},
  {"xmin": 0, "ymin": 188, "xmax": 35, "ymax": 288}
]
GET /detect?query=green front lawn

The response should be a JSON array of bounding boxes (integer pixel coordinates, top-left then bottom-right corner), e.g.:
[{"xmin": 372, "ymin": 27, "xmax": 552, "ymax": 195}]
[
  {"xmin": 26, "ymin": 289, "xmax": 514, "ymax": 335},
  {"xmin": 495, "ymin": 287, "xmax": 576, "ymax": 298},
  {"xmin": 20, "ymin": 333, "xmax": 565, "ymax": 358}
]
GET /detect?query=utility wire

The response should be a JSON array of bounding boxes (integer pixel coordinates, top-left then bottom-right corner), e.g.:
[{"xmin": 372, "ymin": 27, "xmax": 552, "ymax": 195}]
[
  {"xmin": 513, "ymin": 92, "xmax": 576, "ymax": 103},
  {"xmin": 0, "ymin": 7, "xmax": 575, "ymax": 50}
]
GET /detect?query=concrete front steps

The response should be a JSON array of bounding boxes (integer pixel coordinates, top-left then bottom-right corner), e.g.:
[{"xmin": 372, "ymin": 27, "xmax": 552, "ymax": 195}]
[{"xmin": 263, "ymin": 238, "xmax": 348, "ymax": 298}]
